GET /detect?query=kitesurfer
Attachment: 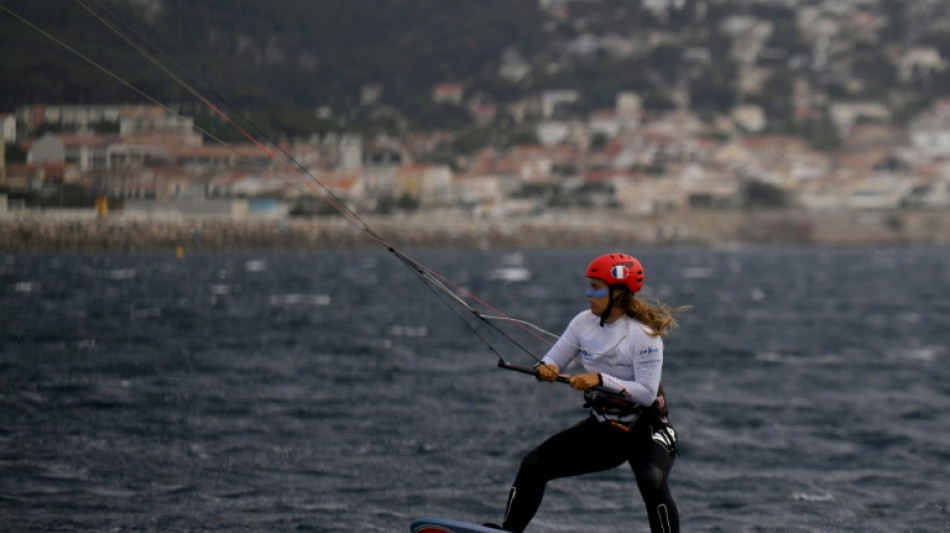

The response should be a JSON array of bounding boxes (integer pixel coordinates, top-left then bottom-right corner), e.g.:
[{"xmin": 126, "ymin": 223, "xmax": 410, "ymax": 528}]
[{"xmin": 486, "ymin": 253, "xmax": 683, "ymax": 533}]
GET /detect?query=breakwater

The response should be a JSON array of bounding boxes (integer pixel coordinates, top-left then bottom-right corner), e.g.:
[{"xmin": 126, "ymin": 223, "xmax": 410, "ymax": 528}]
[{"xmin": 2, "ymin": 209, "xmax": 949, "ymax": 252}]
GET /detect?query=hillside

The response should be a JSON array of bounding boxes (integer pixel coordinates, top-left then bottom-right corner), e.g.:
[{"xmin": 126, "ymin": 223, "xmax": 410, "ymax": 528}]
[
  {"xmin": 1, "ymin": 1, "xmax": 544, "ymax": 128},
  {"xmin": 4, "ymin": 1, "xmax": 950, "ymax": 139}
]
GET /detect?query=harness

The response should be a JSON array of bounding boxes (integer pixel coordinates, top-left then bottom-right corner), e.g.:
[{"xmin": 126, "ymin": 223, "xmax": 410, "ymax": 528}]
[
  {"xmin": 583, "ymin": 389, "xmax": 644, "ymax": 418},
  {"xmin": 583, "ymin": 387, "xmax": 679, "ymax": 456},
  {"xmin": 583, "ymin": 389, "xmax": 646, "ymax": 431}
]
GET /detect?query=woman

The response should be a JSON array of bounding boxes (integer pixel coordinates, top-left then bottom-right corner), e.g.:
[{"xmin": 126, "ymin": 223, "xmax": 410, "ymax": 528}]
[{"xmin": 489, "ymin": 252, "xmax": 683, "ymax": 533}]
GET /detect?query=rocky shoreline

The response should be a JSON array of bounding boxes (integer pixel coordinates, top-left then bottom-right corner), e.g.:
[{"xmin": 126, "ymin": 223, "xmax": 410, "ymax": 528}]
[{"xmin": 2, "ymin": 209, "xmax": 949, "ymax": 252}]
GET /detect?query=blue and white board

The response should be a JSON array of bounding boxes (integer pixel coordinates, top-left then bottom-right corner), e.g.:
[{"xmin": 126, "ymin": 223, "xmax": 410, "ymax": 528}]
[{"xmin": 411, "ymin": 517, "xmax": 502, "ymax": 533}]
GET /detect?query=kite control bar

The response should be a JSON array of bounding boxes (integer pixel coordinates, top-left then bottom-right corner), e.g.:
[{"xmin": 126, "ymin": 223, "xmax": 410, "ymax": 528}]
[
  {"xmin": 497, "ymin": 360, "xmax": 629, "ymax": 399},
  {"xmin": 497, "ymin": 360, "xmax": 571, "ymax": 383}
]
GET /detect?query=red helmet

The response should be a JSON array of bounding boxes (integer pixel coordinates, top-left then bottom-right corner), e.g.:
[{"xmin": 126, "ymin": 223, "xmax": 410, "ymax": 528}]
[{"xmin": 585, "ymin": 253, "xmax": 645, "ymax": 293}]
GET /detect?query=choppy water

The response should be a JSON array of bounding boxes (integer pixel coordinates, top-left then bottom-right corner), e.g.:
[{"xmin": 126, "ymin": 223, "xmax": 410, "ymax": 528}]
[{"xmin": 1, "ymin": 246, "xmax": 949, "ymax": 532}]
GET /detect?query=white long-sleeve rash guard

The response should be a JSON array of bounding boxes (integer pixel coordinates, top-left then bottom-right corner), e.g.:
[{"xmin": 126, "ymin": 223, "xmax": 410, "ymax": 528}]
[{"xmin": 541, "ymin": 310, "xmax": 663, "ymax": 407}]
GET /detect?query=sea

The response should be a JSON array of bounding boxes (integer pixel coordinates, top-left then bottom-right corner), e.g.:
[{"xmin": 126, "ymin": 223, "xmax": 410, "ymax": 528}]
[{"xmin": 1, "ymin": 245, "xmax": 948, "ymax": 532}]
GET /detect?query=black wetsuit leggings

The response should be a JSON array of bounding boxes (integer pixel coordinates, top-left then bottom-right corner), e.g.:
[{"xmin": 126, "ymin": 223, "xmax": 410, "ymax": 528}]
[{"xmin": 502, "ymin": 415, "xmax": 678, "ymax": 533}]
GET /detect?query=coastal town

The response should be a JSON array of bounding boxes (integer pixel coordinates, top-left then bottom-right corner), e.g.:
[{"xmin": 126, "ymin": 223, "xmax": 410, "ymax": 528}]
[
  {"xmin": 3, "ymin": 0, "xmax": 950, "ymax": 250},
  {"xmin": 3, "ymin": 94, "xmax": 950, "ymax": 251}
]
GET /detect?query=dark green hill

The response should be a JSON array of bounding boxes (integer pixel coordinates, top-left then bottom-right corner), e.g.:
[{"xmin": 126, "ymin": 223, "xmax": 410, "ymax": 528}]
[
  {"xmin": 4, "ymin": 0, "xmax": 950, "ymax": 141},
  {"xmin": 1, "ymin": 1, "xmax": 544, "ymax": 123}
]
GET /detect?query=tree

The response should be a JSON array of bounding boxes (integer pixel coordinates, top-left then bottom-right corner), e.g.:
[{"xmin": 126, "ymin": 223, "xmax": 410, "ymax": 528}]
[
  {"xmin": 647, "ymin": 44, "xmax": 683, "ymax": 85},
  {"xmin": 742, "ymin": 180, "xmax": 789, "ymax": 209},
  {"xmin": 754, "ymin": 69, "xmax": 797, "ymax": 130},
  {"xmin": 689, "ymin": 72, "xmax": 736, "ymax": 113},
  {"xmin": 410, "ymin": 103, "xmax": 472, "ymax": 131},
  {"xmin": 589, "ymin": 132, "xmax": 609, "ymax": 151},
  {"xmin": 643, "ymin": 92, "xmax": 677, "ymax": 113},
  {"xmin": 798, "ymin": 114, "xmax": 842, "ymax": 152},
  {"xmin": 4, "ymin": 143, "xmax": 27, "ymax": 164}
]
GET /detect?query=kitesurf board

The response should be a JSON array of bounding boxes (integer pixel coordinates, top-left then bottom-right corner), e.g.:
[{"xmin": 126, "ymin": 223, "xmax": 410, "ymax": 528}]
[{"xmin": 411, "ymin": 517, "xmax": 502, "ymax": 533}]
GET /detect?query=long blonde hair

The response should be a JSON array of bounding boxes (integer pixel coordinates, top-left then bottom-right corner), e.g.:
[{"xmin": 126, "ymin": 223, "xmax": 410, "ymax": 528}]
[{"xmin": 619, "ymin": 292, "xmax": 688, "ymax": 337}]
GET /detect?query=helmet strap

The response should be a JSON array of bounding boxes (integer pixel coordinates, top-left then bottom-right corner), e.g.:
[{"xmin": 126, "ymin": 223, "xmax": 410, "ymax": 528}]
[{"xmin": 599, "ymin": 286, "xmax": 627, "ymax": 327}]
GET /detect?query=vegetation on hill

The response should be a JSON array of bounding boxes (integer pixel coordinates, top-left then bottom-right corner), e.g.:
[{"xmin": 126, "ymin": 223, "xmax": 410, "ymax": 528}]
[
  {"xmin": 1, "ymin": 0, "xmax": 544, "ymax": 135},
  {"xmin": 4, "ymin": 0, "xmax": 950, "ymax": 142}
]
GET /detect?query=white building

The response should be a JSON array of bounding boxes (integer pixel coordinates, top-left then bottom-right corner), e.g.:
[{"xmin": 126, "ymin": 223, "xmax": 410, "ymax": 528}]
[
  {"xmin": 845, "ymin": 175, "xmax": 915, "ymax": 210},
  {"xmin": 541, "ymin": 90, "xmax": 579, "ymax": 118},
  {"xmin": 1, "ymin": 114, "xmax": 16, "ymax": 143},
  {"xmin": 906, "ymin": 100, "xmax": 950, "ymax": 160},
  {"xmin": 830, "ymin": 102, "xmax": 890, "ymax": 135},
  {"xmin": 16, "ymin": 104, "xmax": 120, "ymax": 133},
  {"xmin": 27, "ymin": 134, "xmax": 67, "ymax": 165},
  {"xmin": 28, "ymin": 133, "xmax": 176, "ymax": 173},
  {"xmin": 899, "ymin": 47, "xmax": 945, "ymax": 84},
  {"xmin": 732, "ymin": 105, "xmax": 766, "ymax": 134},
  {"xmin": 123, "ymin": 198, "xmax": 253, "ymax": 220},
  {"xmin": 536, "ymin": 121, "xmax": 571, "ymax": 146},
  {"xmin": 395, "ymin": 164, "xmax": 454, "ymax": 207}
]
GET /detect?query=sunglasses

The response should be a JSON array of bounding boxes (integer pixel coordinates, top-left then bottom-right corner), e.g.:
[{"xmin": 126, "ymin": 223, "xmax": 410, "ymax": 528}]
[{"xmin": 585, "ymin": 287, "xmax": 608, "ymax": 299}]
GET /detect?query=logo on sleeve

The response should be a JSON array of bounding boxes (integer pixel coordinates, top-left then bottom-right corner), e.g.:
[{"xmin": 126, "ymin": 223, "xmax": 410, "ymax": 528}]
[{"xmin": 639, "ymin": 346, "xmax": 660, "ymax": 355}]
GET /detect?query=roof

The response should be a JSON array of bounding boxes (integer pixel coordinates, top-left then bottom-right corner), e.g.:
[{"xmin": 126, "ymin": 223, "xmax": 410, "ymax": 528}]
[
  {"xmin": 171, "ymin": 144, "xmax": 270, "ymax": 158},
  {"xmin": 51, "ymin": 134, "xmax": 115, "ymax": 147}
]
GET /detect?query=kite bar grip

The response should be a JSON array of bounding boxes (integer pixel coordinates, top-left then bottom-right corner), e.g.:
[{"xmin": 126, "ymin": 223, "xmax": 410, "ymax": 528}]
[
  {"xmin": 496, "ymin": 360, "xmax": 633, "ymax": 401},
  {"xmin": 497, "ymin": 360, "xmax": 571, "ymax": 384}
]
